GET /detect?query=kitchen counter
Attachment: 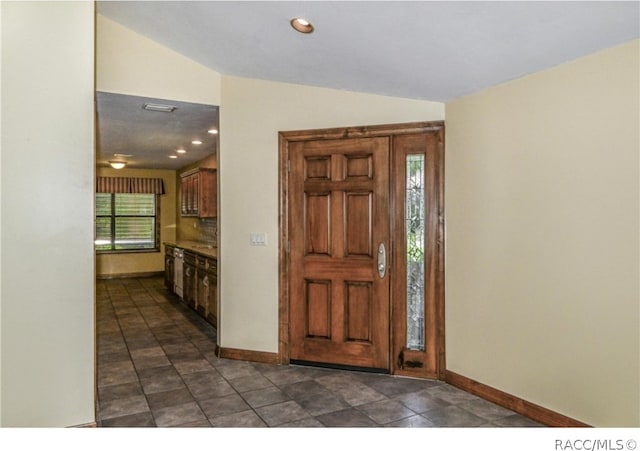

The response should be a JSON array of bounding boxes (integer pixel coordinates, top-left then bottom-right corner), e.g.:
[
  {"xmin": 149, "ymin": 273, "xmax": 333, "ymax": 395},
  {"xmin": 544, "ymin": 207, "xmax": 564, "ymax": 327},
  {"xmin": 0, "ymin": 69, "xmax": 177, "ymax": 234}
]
[{"xmin": 164, "ymin": 241, "xmax": 217, "ymax": 259}]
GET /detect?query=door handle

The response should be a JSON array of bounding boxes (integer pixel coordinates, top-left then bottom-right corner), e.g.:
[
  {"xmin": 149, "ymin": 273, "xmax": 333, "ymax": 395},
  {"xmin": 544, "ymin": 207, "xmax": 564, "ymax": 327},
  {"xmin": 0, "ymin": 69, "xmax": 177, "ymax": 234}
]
[{"xmin": 378, "ymin": 243, "xmax": 386, "ymax": 278}]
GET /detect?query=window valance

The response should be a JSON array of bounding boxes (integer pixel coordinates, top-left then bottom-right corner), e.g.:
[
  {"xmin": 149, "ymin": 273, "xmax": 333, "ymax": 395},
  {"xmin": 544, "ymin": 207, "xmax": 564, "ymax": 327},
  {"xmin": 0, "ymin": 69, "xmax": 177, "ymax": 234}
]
[{"xmin": 96, "ymin": 177, "xmax": 166, "ymax": 195}]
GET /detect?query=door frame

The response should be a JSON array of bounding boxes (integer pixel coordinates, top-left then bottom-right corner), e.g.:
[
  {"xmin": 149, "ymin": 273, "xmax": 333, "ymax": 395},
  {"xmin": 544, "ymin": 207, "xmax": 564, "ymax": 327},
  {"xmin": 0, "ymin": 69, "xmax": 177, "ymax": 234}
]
[{"xmin": 278, "ymin": 121, "xmax": 445, "ymax": 378}]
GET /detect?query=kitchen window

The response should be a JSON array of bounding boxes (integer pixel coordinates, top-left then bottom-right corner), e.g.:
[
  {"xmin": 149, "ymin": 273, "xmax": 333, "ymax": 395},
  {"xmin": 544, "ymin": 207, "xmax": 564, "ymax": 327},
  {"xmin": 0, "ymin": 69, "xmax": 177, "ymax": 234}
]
[
  {"xmin": 95, "ymin": 176, "xmax": 165, "ymax": 253},
  {"xmin": 95, "ymin": 193, "xmax": 160, "ymax": 252}
]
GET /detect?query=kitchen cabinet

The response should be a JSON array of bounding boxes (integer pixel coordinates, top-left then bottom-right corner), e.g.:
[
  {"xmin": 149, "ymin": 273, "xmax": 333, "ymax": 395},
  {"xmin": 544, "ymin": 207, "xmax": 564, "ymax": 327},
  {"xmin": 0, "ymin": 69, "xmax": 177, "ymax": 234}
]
[
  {"xmin": 195, "ymin": 255, "xmax": 217, "ymax": 327},
  {"xmin": 205, "ymin": 269, "xmax": 218, "ymax": 327},
  {"xmin": 164, "ymin": 243, "xmax": 217, "ymax": 327},
  {"xmin": 164, "ymin": 244, "xmax": 175, "ymax": 291},
  {"xmin": 180, "ymin": 168, "xmax": 217, "ymax": 218},
  {"xmin": 183, "ymin": 251, "xmax": 197, "ymax": 309}
]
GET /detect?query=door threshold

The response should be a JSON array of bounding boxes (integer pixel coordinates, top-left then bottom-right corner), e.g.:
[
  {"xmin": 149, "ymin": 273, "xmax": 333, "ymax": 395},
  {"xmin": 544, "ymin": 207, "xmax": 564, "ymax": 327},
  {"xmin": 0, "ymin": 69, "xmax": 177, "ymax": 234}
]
[{"xmin": 289, "ymin": 359, "xmax": 389, "ymax": 374}]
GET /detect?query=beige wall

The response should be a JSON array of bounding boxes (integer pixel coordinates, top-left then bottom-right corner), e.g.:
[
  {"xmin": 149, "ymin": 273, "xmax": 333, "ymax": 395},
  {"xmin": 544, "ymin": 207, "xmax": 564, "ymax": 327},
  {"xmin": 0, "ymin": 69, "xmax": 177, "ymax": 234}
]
[
  {"xmin": 445, "ymin": 40, "xmax": 639, "ymax": 427},
  {"xmin": 96, "ymin": 167, "xmax": 177, "ymax": 277},
  {"xmin": 96, "ymin": 15, "xmax": 221, "ymax": 106},
  {"xmin": 0, "ymin": 1, "xmax": 95, "ymax": 426},
  {"xmin": 219, "ymin": 75, "xmax": 445, "ymax": 352}
]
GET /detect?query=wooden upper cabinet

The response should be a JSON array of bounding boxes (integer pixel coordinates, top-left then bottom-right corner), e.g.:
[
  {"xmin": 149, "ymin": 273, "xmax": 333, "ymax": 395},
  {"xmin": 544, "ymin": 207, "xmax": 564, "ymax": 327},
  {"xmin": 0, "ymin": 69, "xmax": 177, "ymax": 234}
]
[{"xmin": 180, "ymin": 168, "xmax": 217, "ymax": 218}]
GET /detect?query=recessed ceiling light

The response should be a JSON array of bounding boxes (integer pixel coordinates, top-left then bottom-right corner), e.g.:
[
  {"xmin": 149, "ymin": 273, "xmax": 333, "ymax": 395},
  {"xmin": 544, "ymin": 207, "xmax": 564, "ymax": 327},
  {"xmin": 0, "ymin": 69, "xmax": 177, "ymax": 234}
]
[
  {"xmin": 176, "ymin": 149, "xmax": 187, "ymax": 154},
  {"xmin": 290, "ymin": 17, "xmax": 314, "ymax": 34},
  {"xmin": 143, "ymin": 103, "xmax": 176, "ymax": 112},
  {"xmin": 169, "ymin": 155, "xmax": 178, "ymax": 159},
  {"xmin": 208, "ymin": 129, "xmax": 218, "ymax": 135},
  {"xmin": 192, "ymin": 140, "xmax": 202, "ymax": 145}
]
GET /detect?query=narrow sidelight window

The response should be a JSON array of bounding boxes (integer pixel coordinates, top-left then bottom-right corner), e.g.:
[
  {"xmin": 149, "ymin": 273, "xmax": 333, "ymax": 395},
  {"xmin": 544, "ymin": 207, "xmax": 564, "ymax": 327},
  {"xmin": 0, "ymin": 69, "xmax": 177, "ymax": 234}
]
[{"xmin": 406, "ymin": 154, "xmax": 425, "ymax": 351}]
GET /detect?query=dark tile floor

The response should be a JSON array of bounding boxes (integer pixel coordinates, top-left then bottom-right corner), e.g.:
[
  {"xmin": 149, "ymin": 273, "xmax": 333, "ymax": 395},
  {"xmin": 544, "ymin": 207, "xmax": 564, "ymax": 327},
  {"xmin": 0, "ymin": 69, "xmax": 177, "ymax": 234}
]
[{"xmin": 96, "ymin": 276, "xmax": 543, "ymax": 428}]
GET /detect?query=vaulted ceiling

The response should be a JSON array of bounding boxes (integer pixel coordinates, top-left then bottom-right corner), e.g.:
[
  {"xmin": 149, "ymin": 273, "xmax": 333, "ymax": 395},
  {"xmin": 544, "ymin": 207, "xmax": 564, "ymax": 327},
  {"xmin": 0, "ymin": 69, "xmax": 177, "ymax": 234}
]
[
  {"xmin": 97, "ymin": 1, "xmax": 639, "ymax": 102},
  {"xmin": 95, "ymin": 1, "xmax": 639, "ymax": 169}
]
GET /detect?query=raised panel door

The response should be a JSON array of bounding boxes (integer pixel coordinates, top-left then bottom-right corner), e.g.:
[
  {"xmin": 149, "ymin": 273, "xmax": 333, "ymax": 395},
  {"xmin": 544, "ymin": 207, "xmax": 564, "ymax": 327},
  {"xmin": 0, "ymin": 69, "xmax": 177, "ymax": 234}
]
[{"xmin": 289, "ymin": 137, "xmax": 390, "ymax": 370}]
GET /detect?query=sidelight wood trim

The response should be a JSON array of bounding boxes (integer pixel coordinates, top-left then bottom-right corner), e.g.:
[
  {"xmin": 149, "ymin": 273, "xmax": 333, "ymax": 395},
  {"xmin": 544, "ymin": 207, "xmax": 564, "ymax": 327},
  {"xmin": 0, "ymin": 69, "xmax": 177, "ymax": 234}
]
[
  {"xmin": 279, "ymin": 121, "xmax": 445, "ymax": 142},
  {"xmin": 278, "ymin": 132, "xmax": 291, "ymax": 364},
  {"xmin": 217, "ymin": 347, "xmax": 280, "ymax": 365},
  {"xmin": 444, "ymin": 370, "xmax": 591, "ymax": 427},
  {"xmin": 435, "ymin": 127, "xmax": 446, "ymax": 379},
  {"xmin": 279, "ymin": 121, "xmax": 445, "ymax": 373}
]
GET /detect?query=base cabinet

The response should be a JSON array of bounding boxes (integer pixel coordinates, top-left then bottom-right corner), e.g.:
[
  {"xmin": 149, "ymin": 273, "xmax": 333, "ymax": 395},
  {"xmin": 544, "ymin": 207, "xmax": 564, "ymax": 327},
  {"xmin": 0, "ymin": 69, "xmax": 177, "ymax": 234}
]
[
  {"xmin": 164, "ymin": 245, "xmax": 175, "ymax": 291},
  {"xmin": 183, "ymin": 252, "xmax": 197, "ymax": 309},
  {"xmin": 205, "ymin": 275, "xmax": 218, "ymax": 327},
  {"xmin": 195, "ymin": 268, "xmax": 207, "ymax": 317},
  {"xmin": 164, "ymin": 247, "xmax": 217, "ymax": 327},
  {"xmin": 195, "ymin": 255, "xmax": 217, "ymax": 327}
]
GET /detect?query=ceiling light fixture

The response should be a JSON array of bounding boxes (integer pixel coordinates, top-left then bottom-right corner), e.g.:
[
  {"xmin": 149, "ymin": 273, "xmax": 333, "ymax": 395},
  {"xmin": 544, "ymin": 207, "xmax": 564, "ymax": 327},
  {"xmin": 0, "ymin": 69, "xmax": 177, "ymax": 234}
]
[
  {"xmin": 169, "ymin": 155, "xmax": 178, "ymax": 159},
  {"xmin": 207, "ymin": 129, "xmax": 218, "ymax": 135},
  {"xmin": 290, "ymin": 17, "xmax": 314, "ymax": 34},
  {"xmin": 114, "ymin": 153, "xmax": 133, "ymax": 158},
  {"xmin": 176, "ymin": 149, "xmax": 187, "ymax": 154},
  {"xmin": 142, "ymin": 103, "xmax": 176, "ymax": 113},
  {"xmin": 192, "ymin": 140, "xmax": 202, "ymax": 145},
  {"xmin": 109, "ymin": 161, "xmax": 127, "ymax": 169}
]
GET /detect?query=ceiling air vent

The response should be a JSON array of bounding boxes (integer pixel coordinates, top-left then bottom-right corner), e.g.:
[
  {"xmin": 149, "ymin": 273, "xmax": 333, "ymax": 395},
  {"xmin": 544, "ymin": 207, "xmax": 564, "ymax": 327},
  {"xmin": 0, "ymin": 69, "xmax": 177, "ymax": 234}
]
[{"xmin": 143, "ymin": 103, "xmax": 176, "ymax": 113}]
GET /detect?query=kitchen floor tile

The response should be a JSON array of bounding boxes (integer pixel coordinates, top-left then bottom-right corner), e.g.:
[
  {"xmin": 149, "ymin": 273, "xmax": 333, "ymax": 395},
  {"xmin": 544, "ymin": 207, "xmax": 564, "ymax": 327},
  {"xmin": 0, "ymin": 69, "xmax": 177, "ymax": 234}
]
[
  {"xmin": 458, "ymin": 397, "xmax": 518, "ymax": 422},
  {"xmin": 199, "ymin": 393, "xmax": 252, "ymax": 420},
  {"xmin": 98, "ymin": 382, "xmax": 144, "ymax": 403},
  {"xmin": 173, "ymin": 358, "xmax": 215, "ymax": 375},
  {"xmin": 146, "ymin": 387, "xmax": 196, "ymax": 411},
  {"xmin": 133, "ymin": 355, "xmax": 172, "ymax": 370},
  {"xmin": 187, "ymin": 379, "xmax": 236, "ymax": 401},
  {"xmin": 153, "ymin": 401, "xmax": 208, "ymax": 427},
  {"xmin": 282, "ymin": 380, "xmax": 350, "ymax": 416},
  {"xmin": 100, "ymin": 411, "xmax": 156, "ymax": 427},
  {"xmin": 254, "ymin": 400, "xmax": 311, "ymax": 427},
  {"xmin": 215, "ymin": 361, "xmax": 263, "ymax": 380},
  {"xmin": 315, "ymin": 407, "xmax": 378, "ymax": 427},
  {"xmin": 136, "ymin": 365, "xmax": 179, "ymax": 380},
  {"xmin": 240, "ymin": 387, "xmax": 290, "ymax": 409},
  {"xmin": 96, "ymin": 276, "xmax": 543, "ymax": 429},
  {"xmin": 315, "ymin": 373, "xmax": 387, "ymax": 406},
  {"xmin": 384, "ymin": 415, "xmax": 435, "ymax": 428},
  {"xmin": 421, "ymin": 405, "xmax": 487, "ymax": 427},
  {"xmin": 357, "ymin": 399, "xmax": 416, "ymax": 425},
  {"xmin": 210, "ymin": 410, "xmax": 268, "ymax": 427},
  {"xmin": 139, "ymin": 371, "xmax": 186, "ymax": 395},
  {"xmin": 393, "ymin": 388, "xmax": 451, "ymax": 413},
  {"xmin": 227, "ymin": 374, "xmax": 274, "ymax": 393},
  {"xmin": 99, "ymin": 395, "xmax": 150, "ymax": 420},
  {"xmin": 427, "ymin": 384, "xmax": 483, "ymax": 405}
]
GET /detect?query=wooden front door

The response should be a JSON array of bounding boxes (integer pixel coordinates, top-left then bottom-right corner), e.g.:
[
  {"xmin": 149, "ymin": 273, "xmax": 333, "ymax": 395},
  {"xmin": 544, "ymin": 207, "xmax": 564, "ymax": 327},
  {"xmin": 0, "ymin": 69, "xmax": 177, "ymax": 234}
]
[{"xmin": 288, "ymin": 136, "xmax": 391, "ymax": 370}]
